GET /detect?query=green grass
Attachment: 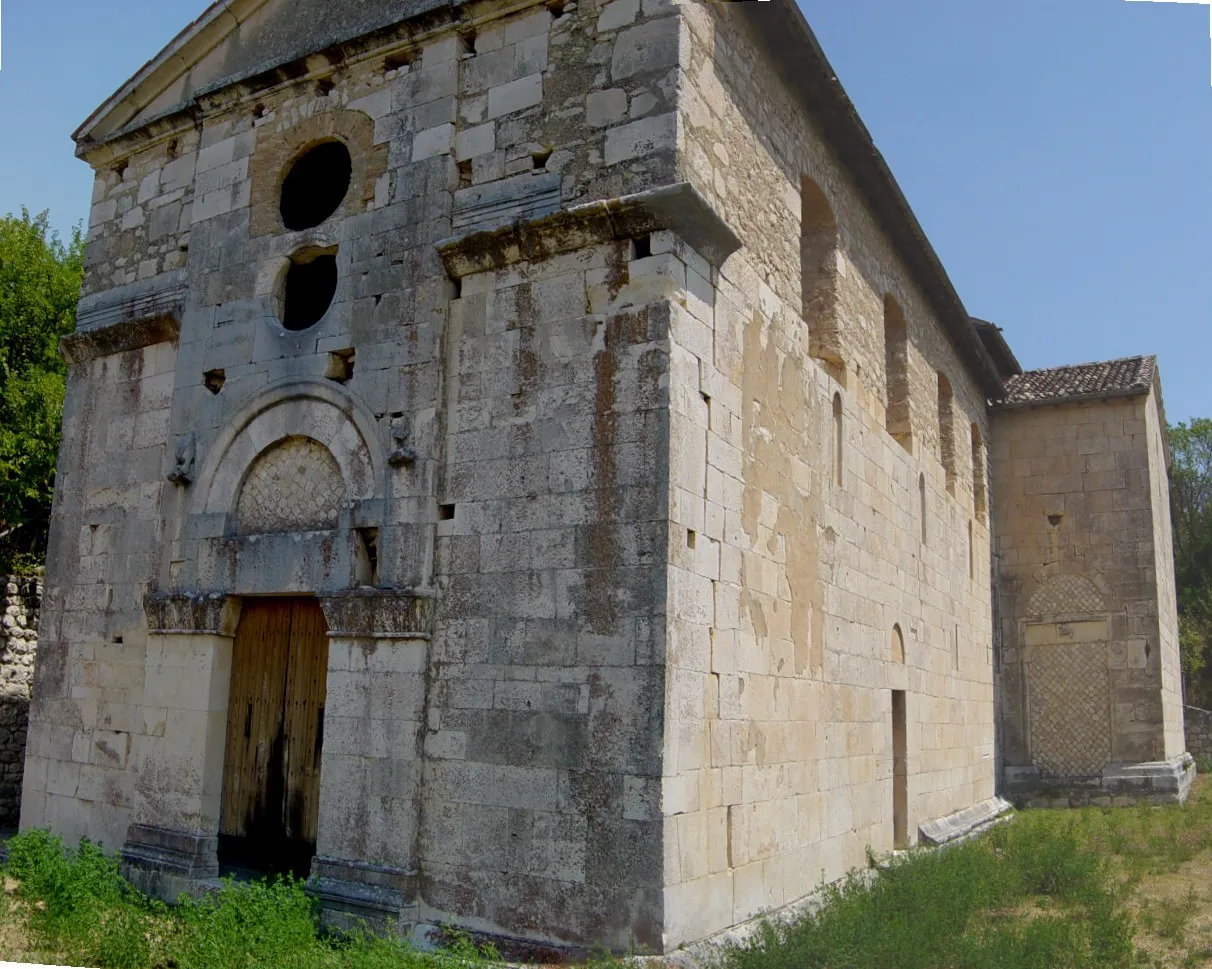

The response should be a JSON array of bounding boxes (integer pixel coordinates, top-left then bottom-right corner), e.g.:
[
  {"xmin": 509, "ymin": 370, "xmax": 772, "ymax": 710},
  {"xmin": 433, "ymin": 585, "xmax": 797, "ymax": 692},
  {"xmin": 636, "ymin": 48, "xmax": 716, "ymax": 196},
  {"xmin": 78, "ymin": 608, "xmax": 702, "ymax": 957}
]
[
  {"xmin": 715, "ymin": 813, "xmax": 1140, "ymax": 969},
  {"xmin": 10, "ymin": 784, "xmax": 1212, "ymax": 968},
  {"xmin": 0, "ymin": 828, "xmax": 504, "ymax": 969}
]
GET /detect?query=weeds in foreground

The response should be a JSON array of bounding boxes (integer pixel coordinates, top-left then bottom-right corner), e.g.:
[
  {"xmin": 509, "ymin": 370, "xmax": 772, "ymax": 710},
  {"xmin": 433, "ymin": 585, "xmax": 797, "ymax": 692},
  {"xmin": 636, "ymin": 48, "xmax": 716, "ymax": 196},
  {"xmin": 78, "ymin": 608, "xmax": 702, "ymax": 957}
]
[
  {"xmin": 10, "ymin": 784, "xmax": 1212, "ymax": 969},
  {"xmin": 716, "ymin": 814, "xmax": 1139, "ymax": 969},
  {"xmin": 0, "ymin": 828, "xmax": 504, "ymax": 969}
]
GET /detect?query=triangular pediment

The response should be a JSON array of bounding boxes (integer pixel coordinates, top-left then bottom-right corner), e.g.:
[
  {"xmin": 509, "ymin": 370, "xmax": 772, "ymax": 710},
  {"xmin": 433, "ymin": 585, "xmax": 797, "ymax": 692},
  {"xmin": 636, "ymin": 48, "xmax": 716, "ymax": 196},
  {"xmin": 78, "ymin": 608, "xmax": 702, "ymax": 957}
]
[{"xmin": 75, "ymin": 0, "xmax": 453, "ymax": 154}]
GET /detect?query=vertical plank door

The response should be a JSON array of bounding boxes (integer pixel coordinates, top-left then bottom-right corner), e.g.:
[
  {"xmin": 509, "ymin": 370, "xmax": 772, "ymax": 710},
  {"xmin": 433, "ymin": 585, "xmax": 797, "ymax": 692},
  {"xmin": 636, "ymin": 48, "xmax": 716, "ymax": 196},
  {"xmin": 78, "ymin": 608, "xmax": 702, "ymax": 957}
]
[
  {"xmin": 219, "ymin": 598, "xmax": 329, "ymax": 860},
  {"xmin": 281, "ymin": 598, "xmax": 328, "ymax": 847}
]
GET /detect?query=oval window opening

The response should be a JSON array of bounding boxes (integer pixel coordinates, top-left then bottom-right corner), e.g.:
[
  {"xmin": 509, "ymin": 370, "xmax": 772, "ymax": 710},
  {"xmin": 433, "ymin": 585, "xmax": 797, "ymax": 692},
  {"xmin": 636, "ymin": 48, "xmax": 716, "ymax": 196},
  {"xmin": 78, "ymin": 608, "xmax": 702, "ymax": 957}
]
[
  {"xmin": 282, "ymin": 253, "xmax": 338, "ymax": 331},
  {"xmin": 279, "ymin": 141, "xmax": 352, "ymax": 231}
]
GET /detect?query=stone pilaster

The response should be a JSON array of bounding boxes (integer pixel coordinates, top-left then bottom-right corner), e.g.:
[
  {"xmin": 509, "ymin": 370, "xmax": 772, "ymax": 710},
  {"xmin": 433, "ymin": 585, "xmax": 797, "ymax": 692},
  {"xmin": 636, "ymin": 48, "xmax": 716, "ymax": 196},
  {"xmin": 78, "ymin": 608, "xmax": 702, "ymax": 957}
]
[
  {"xmin": 309, "ymin": 589, "xmax": 434, "ymax": 930},
  {"xmin": 120, "ymin": 592, "xmax": 240, "ymax": 900}
]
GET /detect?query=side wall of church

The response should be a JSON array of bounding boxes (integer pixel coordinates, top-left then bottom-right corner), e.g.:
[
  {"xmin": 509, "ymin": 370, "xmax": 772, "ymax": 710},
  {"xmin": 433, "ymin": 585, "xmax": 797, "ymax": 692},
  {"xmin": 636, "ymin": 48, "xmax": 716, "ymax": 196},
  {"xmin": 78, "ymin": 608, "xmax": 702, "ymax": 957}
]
[
  {"xmin": 991, "ymin": 393, "xmax": 1180, "ymax": 789},
  {"xmin": 657, "ymin": 3, "xmax": 996, "ymax": 946}
]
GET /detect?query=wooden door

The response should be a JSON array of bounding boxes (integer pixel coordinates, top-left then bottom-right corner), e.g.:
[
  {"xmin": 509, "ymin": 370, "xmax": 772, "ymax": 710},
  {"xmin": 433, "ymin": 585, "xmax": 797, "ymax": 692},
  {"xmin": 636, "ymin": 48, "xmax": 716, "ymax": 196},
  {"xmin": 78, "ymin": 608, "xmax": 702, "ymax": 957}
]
[{"xmin": 220, "ymin": 598, "xmax": 328, "ymax": 873}]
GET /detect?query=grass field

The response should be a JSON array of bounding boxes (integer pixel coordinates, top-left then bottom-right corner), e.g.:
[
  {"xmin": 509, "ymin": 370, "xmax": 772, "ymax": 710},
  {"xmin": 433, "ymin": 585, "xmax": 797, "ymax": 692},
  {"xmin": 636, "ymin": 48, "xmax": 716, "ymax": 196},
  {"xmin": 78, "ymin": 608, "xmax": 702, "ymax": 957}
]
[{"xmin": 6, "ymin": 780, "xmax": 1212, "ymax": 967}]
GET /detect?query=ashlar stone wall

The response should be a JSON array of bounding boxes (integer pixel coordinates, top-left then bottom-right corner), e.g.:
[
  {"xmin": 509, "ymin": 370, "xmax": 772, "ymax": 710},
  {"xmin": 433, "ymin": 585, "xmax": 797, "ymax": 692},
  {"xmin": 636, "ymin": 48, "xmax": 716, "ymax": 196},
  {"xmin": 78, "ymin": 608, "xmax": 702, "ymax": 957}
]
[
  {"xmin": 991, "ymin": 390, "xmax": 1190, "ymax": 805},
  {"xmin": 654, "ymin": 2, "xmax": 998, "ymax": 947}
]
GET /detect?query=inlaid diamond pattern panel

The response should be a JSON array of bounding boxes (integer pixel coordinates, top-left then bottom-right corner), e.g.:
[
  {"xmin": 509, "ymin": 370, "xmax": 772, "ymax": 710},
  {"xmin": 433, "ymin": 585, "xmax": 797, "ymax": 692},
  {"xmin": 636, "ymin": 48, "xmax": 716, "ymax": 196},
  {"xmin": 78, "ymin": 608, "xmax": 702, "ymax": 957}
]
[
  {"xmin": 1028, "ymin": 642, "xmax": 1111, "ymax": 778},
  {"xmin": 1026, "ymin": 573, "xmax": 1106, "ymax": 617},
  {"xmin": 235, "ymin": 437, "xmax": 344, "ymax": 534}
]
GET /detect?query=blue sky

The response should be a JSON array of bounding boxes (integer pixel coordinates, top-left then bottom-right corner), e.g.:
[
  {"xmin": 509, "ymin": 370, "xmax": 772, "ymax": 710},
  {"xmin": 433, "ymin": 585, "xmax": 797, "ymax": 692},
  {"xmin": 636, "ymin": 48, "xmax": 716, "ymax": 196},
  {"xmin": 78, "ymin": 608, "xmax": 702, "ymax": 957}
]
[{"xmin": 0, "ymin": 0, "xmax": 1208, "ymax": 421}]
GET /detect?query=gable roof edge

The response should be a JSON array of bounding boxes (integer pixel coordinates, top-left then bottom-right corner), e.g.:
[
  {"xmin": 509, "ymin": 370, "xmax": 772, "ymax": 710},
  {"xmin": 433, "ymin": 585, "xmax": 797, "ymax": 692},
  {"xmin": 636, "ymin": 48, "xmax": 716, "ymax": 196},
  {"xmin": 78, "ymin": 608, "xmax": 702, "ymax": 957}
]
[{"xmin": 74, "ymin": 0, "xmax": 270, "ymax": 149}]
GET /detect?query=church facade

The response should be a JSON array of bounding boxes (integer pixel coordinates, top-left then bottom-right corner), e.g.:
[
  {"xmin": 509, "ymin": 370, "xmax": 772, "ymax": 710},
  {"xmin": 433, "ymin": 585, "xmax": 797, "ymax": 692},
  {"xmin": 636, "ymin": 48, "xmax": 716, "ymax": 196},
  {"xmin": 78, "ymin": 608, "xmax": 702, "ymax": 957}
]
[{"xmin": 22, "ymin": 0, "xmax": 1191, "ymax": 952}]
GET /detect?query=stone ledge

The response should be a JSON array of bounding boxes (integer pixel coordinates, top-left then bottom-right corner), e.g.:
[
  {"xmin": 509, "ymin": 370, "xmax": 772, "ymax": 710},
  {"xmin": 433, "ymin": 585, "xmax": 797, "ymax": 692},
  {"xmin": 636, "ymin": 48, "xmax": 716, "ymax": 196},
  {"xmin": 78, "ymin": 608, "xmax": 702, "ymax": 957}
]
[
  {"xmin": 120, "ymin": 824, "xmax": 218, "ymax": 880},
  {"xmin": 918, "ymin": 796, "xmax": 1014, "ymax": 847},
  {"xmin": 143, "ymin": 592, "xmax": 241, "ymax": 637},
  {"xmin": 319, "ymin": 589, "xmax": 436, "ymax": 639},
  {"xmin": 1004, "ymin": 753, "xmax": 1196, "ymax": 807},
  {"xmin": 436, "ymin": 181, "xmax": 743, "ymax": 279},
  {"xmin": 308, "ymin": 856, "xmax": 418, "ymax": 932},
  {"xmin": 62, "ymin": 274, "xmax": 185, "ymax": 365}
]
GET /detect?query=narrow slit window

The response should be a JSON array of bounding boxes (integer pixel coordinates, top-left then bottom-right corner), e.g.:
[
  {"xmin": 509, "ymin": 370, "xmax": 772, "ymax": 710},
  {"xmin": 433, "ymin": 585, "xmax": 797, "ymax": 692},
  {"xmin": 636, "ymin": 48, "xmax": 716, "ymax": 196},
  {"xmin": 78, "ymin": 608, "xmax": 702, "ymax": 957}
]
[
  {"xmin": 884, "ymin": 295, "xmax": 912, "ymax": 451},
  {"xmin": 971, "ymin": 424, "xmax": 988, "ymax": 524},
  {"xmin": 832, "ymin": 392, "xmax": 844, "ymax": 488},
  {"xmin": 937, "ymin": 373, "xmax": 956, "ymax": 495},
  {"xmin": 919, "ymin": 473, "xmax": 927, "ymax": 545},
  {"xmin": 801, "ymin": 177, "xmax": 842, "ymax": 366}
]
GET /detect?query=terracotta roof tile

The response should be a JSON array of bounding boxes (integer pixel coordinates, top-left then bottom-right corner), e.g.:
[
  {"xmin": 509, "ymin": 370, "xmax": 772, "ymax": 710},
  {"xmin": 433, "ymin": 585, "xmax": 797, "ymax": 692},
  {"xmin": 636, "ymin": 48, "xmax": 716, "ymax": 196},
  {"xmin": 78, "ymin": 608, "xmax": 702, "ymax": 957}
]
[{"xmin": 997, "ymin": 356, "xmax": 1155, "ymax": 407}]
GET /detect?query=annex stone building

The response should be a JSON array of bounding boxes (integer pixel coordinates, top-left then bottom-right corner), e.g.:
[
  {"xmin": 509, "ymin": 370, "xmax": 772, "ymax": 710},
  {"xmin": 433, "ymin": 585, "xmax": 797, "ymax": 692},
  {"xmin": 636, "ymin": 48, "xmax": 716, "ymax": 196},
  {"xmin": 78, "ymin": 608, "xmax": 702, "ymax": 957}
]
[{"xmin": 20, "ymin": 0, "xmax": 1192, "ymax": 953}]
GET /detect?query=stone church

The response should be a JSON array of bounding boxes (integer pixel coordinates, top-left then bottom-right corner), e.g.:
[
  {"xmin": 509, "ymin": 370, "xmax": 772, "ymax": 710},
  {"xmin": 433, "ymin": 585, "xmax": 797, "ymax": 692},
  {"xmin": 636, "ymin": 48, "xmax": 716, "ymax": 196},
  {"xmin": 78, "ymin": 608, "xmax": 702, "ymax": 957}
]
[{"xmin": 21, "ymin": 0, "xmax": 1192, "ymax": 953}]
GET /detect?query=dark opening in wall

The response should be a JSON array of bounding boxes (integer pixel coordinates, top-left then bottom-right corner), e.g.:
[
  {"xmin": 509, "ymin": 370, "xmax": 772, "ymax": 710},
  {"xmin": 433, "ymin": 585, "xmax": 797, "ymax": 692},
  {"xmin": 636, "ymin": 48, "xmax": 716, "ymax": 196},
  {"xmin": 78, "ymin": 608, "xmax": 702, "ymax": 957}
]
[
  {"xmin": 326, "ymin": 348, "xmax": 355, "ymax": 383},
  {"xmin": 279, "ymin": 141, "xmax": 352, "ymax": 231},
  {"xmin": 204, "ymin": 369, "xmax": 226, "ymax": 394},
  {"xmin": 633, "ymin": 234, "xmax": 652, "ymax": 260},
  {"xmin": 438, "ymin": 503, "xmax": 456, "ymax": 521},
  {"xmin": 357, "ymin": 527, "xmax": 379, "ymax": 586},
  {"xmin": 384, "ymin": 52, "xmax": 412, "ymax": 73},
  {"xmin": 314, "ymin": 78, "xmax": 335, "ymax": 98},
  {"xmin": 282, "ymin": 251, "xmax": 338, "ymax": 331},
  {"xmin": 531, "ymin": 147, "xmax": 553, "ymax": 170}
]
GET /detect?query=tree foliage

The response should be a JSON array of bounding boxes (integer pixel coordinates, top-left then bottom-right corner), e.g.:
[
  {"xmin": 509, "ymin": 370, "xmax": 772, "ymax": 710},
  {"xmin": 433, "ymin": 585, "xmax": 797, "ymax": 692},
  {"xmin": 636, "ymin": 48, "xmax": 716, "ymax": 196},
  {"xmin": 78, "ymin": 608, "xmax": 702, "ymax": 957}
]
[
  {"xmin": 0, "ymin": 210, "xmax": 83, "ymax": 574},
  {"xmin": 1169, "ymin": 418, "xmax": 1212, "ymax": 700}
]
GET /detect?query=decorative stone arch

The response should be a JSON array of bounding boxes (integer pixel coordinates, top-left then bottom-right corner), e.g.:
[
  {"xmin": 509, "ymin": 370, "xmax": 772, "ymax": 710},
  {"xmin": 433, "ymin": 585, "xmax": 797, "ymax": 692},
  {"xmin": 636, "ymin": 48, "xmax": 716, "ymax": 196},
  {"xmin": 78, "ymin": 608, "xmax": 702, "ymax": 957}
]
[
  {"xmin": 1023, "ymin": 571, "xmax": 1117, "ymax": 620},
  {"xmin": 193, "ymin": 378, "xmax": 385, "ymax": 530},
  {"xmin": 249, "ymin": 107, "xmax": 389, "ymax": 238}
]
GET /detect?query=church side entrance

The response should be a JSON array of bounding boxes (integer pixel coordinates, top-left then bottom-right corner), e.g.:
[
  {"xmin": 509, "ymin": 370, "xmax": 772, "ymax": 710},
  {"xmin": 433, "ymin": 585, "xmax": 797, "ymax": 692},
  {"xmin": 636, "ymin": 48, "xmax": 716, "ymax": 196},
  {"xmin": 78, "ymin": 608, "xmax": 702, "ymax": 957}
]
[{"xmin": 219, "ymin": 597, "xmax": 329, "ymax": 877}]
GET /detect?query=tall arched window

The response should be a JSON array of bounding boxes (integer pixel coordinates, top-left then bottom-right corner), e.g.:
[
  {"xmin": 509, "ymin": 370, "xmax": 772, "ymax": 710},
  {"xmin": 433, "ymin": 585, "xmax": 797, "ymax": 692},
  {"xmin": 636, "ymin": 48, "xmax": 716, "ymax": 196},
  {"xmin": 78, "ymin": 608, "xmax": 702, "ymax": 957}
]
[
  {"xmin": 802, "ymin": 177, "xmax": 842, "ymax": 365},
  {"xmin": 891, "ymin": 624, "xmax": 906, "ymax": 664},
  {"xmin": 884, "ymin": 295, "xmax": 912, "ymax": 451},
  {"xmin": 937, "ymin": 373, "xmax": 955, "ymax": 495},
  {"xmin": 971, "ymin": 424, "xmax": 987, "ymax": 524},
  {"xmin": 832, "ymin": 392, "xmax": 844, "ymax": 488}
]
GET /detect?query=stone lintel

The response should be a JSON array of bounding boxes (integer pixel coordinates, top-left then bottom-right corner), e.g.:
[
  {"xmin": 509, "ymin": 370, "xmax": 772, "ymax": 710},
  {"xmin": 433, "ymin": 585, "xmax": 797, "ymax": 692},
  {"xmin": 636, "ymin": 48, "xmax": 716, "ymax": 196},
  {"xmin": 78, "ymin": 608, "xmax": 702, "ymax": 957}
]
[
  {"xmin": 307, "ymin": 856, "xmax": 417, "ymax": 930},
  {"xmin": 319, "ymin": 589, "xmax": 435, "ymax": 639},
  {"xmin": 918, "ymin": 796, "xmax": 1013, "ymax": 847},
  {"xmin": 144, "ymin": 591, "xmax": 241, "ymax": 637},
  {"xmin": 436, "ymin": 181, "xmax": 743, "ymax": 279}
]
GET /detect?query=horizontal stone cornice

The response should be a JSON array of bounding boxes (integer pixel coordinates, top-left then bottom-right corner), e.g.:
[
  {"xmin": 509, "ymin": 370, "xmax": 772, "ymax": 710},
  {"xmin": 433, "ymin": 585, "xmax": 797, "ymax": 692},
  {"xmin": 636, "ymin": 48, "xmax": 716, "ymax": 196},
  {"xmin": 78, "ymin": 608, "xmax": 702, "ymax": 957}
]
[
  {"xmin": 319, "ymin": 589, "xmax": 435, "ymax": 639},
  {"xmin": 143, "ymin": 592, "xmax": 241, "ymax": 637},
  {"xmin": 436, "ymin": 182, "xmax": 743, "ymax": 279}
]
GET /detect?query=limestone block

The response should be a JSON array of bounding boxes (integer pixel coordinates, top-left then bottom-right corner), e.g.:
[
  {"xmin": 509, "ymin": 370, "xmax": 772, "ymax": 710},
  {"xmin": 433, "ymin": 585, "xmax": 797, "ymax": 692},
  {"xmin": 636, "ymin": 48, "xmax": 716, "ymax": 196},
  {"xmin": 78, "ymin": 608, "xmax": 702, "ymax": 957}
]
[
  {"xmin": 455, "ymin": 122, "xmax": 496, "ymax": 161},
  {"xmin": 598, "ymin": 0, "xmax": 641, "ymax": 32},
  {"xmin": 488, "ymin": 74, "xmax": 544, "ymax": 119},
  {"xmin": 412, "ymin": 123, "xmax": 456, "ymax": 161},
  {"xmin": 587, "ymin": 89, "xmax": 629, "ymax": 128},
  {"xmin": 603, "ymin": 112, "xmax": 678, "ymax": 166}
]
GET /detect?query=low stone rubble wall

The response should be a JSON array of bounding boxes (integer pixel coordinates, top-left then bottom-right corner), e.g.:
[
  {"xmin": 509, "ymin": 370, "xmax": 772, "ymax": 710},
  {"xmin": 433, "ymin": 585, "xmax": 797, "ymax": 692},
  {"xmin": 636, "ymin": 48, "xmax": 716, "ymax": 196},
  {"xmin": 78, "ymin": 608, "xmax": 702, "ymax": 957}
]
[
  {"xmin": 0, "ymin": 577, "xmax": 38, "ymax": 826},
  {"xmin": 1185, "ymin": 706, "xmax": 1212, "ymax": 765}
]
